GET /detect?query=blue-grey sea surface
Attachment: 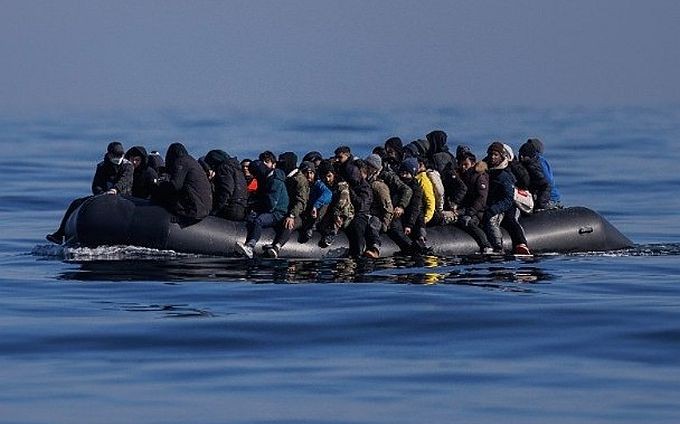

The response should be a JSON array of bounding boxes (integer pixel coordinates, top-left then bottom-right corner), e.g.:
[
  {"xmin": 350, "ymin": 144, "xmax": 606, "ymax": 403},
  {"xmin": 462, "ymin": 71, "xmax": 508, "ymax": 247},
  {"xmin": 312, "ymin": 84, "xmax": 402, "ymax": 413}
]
[{"xmin": 1, "ymin": 105, "xmax": 680, "ymax": 423}]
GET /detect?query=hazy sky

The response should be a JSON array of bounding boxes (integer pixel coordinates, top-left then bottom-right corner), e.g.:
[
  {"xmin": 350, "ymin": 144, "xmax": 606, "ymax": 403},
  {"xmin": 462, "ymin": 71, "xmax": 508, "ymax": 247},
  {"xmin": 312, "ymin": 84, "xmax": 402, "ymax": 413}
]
[{"xmin": 1, "ymin": 0, "xmax": 679, "ymax": 112}]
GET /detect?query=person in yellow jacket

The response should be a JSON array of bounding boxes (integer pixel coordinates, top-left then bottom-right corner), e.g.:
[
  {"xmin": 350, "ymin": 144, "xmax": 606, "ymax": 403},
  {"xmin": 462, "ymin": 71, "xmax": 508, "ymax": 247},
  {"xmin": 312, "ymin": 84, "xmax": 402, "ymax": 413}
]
[{"xmin": 414, "ymin": 157, "xmax": 436, "ymax": 225}]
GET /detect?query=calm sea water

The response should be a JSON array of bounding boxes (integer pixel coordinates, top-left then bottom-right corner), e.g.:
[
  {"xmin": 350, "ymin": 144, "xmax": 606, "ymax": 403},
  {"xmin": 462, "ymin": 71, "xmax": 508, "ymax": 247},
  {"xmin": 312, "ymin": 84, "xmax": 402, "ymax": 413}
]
[{"xmin": 2, "ymin": 105, "xmax": 680, "ymax": 423}]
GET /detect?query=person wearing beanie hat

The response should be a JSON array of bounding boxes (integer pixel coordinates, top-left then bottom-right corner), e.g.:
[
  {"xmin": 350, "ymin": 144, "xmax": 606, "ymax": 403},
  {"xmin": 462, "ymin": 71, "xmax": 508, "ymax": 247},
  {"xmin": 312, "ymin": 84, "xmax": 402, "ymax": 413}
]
[
  {"xmin": 263, "ymin": 152, "xmax": 310, "ymax": 258},
  {"xmin": 455, "ymin": 144, "xmax": 472, "ymax": 162},
  {"xmin": 363, "ymin": 154, "xmax": 394, "ymax": 258},
  {"xmin": 365, "ymin": 153, "xmax": 382, "ymax": 172},
  {"xmin": 46, "ymin": 141, "xmax": 134, "ymax": 244},
  {"xmin": 107, "ymin": 141, "xmax": 126, "ymax": 164},
  {"xmin": 483, "ymin": 141, "xmax": 531, "ymax": 255},
  {"xmin": 297, "ymin": 160, "xmax": 333, "ymax": 244},
  {"xmin": 298, "ymin": 160, "xmax": 315, "ymax": 174},
  {"xmin": 399, "ymin": 157, "xmax": 419, "ymax": 178},
  {"xmin": 367, "ymin": 151, "xmax": 413, "ymax": 238}
]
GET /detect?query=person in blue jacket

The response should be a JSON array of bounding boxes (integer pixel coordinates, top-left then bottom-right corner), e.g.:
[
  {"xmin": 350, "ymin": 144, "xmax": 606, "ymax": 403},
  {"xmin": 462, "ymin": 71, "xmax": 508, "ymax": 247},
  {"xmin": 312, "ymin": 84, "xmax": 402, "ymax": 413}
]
[
  {"xmin": 298, "ymin": 161, "xmax": 333, "ymax": 243},
  {"xmin": 235, "ymin": 159, "xmax": 289, "ymax": 259},
  {"xmin": 527, "ymin": 138, "xmax": 562, "ymax": 208}
]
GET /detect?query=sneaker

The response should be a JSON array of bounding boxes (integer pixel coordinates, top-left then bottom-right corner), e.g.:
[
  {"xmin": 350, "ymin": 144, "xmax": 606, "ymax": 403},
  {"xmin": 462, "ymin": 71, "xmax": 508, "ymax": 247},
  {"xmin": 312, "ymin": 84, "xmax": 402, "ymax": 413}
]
[
  {"xmin": 319, "ymin": 233, "xmax": 335, "ymax": 248},
  {"xmin": 514, "ymin": 244, "xmax": 531, "ymax": 255},
  {"xmin": 235, "ymin": 241, "xmax": 254, "ymax": 259},
  {"xmin": 263, "ymin": 244, "xmax": 280, "ymax": 258},
  {"xmin": 481, "ymin": 247, "xmax": 494, "ymax": 255},
  {"xmin": 46, "ymin": 232, "xmax": 64, "ymax": 245},
  {"xmin": 363, "ymin": 247, "xmax": 380, "ymax": 259}
]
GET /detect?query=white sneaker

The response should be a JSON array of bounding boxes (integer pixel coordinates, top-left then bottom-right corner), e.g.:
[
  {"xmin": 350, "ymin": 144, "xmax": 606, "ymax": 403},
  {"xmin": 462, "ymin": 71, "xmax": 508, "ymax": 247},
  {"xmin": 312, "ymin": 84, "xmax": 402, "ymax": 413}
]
[
  {"xmin": 482, "ymin": 247, "xmax": 494, "ymax": 254},
  {"xmin": 235, "ymin": 241, "xmax": 254, "ymax": 259}
]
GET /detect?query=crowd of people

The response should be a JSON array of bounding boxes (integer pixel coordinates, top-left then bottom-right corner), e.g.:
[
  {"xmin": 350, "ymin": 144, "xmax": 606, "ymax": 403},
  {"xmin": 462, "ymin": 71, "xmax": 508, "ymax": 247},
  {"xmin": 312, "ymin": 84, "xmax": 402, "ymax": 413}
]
[{"xmin": 46, "ymin": 130, "xmax": 562, "ymax": 259}]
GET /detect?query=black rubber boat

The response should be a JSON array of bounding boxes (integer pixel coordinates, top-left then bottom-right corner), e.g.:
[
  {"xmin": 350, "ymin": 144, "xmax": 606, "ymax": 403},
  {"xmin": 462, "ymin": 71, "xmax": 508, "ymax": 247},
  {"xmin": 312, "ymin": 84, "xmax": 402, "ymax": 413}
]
[{"xmin": 64, "ymin": 195, "xmax": 633, "ymax": 258}]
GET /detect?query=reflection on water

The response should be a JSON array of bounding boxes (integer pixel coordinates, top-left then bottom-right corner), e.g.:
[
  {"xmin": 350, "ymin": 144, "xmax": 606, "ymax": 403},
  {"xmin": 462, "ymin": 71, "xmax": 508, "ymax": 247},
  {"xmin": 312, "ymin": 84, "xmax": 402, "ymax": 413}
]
[{"xmin": 55, "ymin": 254, "xmax": 551, "ymax": 291}]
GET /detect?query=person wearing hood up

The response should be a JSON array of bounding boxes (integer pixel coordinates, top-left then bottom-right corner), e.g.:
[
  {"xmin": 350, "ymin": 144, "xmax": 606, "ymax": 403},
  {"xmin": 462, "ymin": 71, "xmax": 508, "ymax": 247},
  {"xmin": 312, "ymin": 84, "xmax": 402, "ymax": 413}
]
[
  {"xmin": 526, "ymin": 138, "xmax": 561, "ymax": 208},
  {"xmin": 235, "ymin": 159, "xmax": 289, "ymax": 259},
  {"xmin": 519, "ymin": 140, "xmax": 553, "ymax": 211},
  {"xmin": 262, "ymin": 152, "xmax": 310, "ymax": 258},
  {"xmin": 202, "ymin": 149, "xmax": 248, "ymax": 221},
  {"xmin": 147, "ymin": 151, "xmax": 166, "ymax": 175},
  {"xmin": 154, "ymin": 142, "xmax": 212, "ymax": 221},
  {"xmin": 46, "ymin": 141, "xmax": 134, "ymax": 244},
  {"xmin": 124, "ymin": 145, "xmax": 158, "ymax": 199},
  {"xmin": 383, "ymin": 136, "xmax": 404, "ymax": 173},
  {"xmin": 483, "ymin": 142, "xmax": 530, "ymax": 255}
]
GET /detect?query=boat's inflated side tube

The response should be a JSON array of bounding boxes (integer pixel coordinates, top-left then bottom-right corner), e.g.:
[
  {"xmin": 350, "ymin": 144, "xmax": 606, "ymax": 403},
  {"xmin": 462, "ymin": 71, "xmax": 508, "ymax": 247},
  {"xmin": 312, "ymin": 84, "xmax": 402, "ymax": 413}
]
[{"xmin": 65, "ymin": 195, "xmax": 633, "ymax": 258}]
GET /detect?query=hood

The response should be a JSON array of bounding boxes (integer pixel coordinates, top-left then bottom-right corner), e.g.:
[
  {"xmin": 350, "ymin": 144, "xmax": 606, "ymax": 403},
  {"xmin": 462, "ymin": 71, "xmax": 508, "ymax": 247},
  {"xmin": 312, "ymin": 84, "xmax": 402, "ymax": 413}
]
[
  {"xmin": 165, "ymin": 142, "xmax": 189, "ymax": 168},
  {"xmin": 474, "ymin": 160, "xmax": 488, "ymax": 173},
  {"xmin": 277, "ymin": 152, "xmax": 298, "ymax": 175},
  {"xmin": 204, "ymin": 149, "xmax": 229, "ymax": 171},
  {"xmin": 125, "ymin": 145, "xmax": 149, "ymax": 169},
  {"xmin": 426, "ymin": 130, "xmax": 448, "ymax": 152},
  {"xmin": 147, "ymin": 151, "xmax": 165, "ymax": 172},
  {"xmin": 302, "ymin": 151, "xmax": 323, "ymax": 163},
  {"xmin": 527, "ymin": 138, "xmax": 544, "ymax": 154},
  {"xmin": 249, "ymin": 159, "xmax": 269, "ymax": 180},
  {"xmin": 520, "ymin": 141, "xmax": 539, "ymax": 159}
]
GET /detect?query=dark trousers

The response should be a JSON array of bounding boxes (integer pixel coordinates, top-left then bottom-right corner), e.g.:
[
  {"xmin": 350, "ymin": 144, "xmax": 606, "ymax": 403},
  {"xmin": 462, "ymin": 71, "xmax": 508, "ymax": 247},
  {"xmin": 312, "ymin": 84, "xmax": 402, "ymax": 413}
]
[
  {"xmin": 387, "ymin": 218, "xmax": 421, "ymax": 253},
  {"xmin": 365, "ymin": 216, "xmax": 382, "ymax": 250},
  {"xmin": 346, "ymin": 213, "xmax": 370, "ymax": 257},
  {"xmin": 457, "ymin": 215, "xmax": 491, "ymax": 250},
  {"xmin": 55, "ymin": 195, "xmax": 92, "ymax": 236},
  {"xmin": 218, "ymin": 204, "xmax": 247, "ymax": 222},
  {"xmin": 245, "ymin": 212, "xmax": 278, "ymax": 247},
  {"xmin": 299, "ymin": 205, "xmax": 329, "ymax": 236},
  {"xmin": 272, "ymin": 216, "xmax": 302, "ymax": 248},
  {"xmin": 502, "ymin": 206, "xmax": 528, "ymax": 246}
]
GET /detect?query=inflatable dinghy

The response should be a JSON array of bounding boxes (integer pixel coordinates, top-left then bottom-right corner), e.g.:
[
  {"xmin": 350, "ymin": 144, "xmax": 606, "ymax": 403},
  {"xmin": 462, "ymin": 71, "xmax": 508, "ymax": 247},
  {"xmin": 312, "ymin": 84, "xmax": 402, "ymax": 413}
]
[{"xmin": 65, "ymin": 195, "xmax": 633, "ymax": 258}]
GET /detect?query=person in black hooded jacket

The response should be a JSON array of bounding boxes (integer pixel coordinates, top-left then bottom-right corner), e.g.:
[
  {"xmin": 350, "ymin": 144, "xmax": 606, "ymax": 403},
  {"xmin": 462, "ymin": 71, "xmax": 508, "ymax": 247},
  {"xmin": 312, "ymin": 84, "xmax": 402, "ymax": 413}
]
[
  {"xmin": 518, "ymin": 141, "xmax": 551, "ymax": 210},
  {"xmin": 124, "ymin": 146, "xmax": 158, "ymax": 199},
  {"xmin": 154, "ymin": 142, "xmax": 212, "ymax": 221},
  {"xmin": 203, "ymin": 149, "xmax": 248, "ymax": 221},
  {"xmin": 46, "ymin": 141, "xmax": 134, "ymax": 244}
]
